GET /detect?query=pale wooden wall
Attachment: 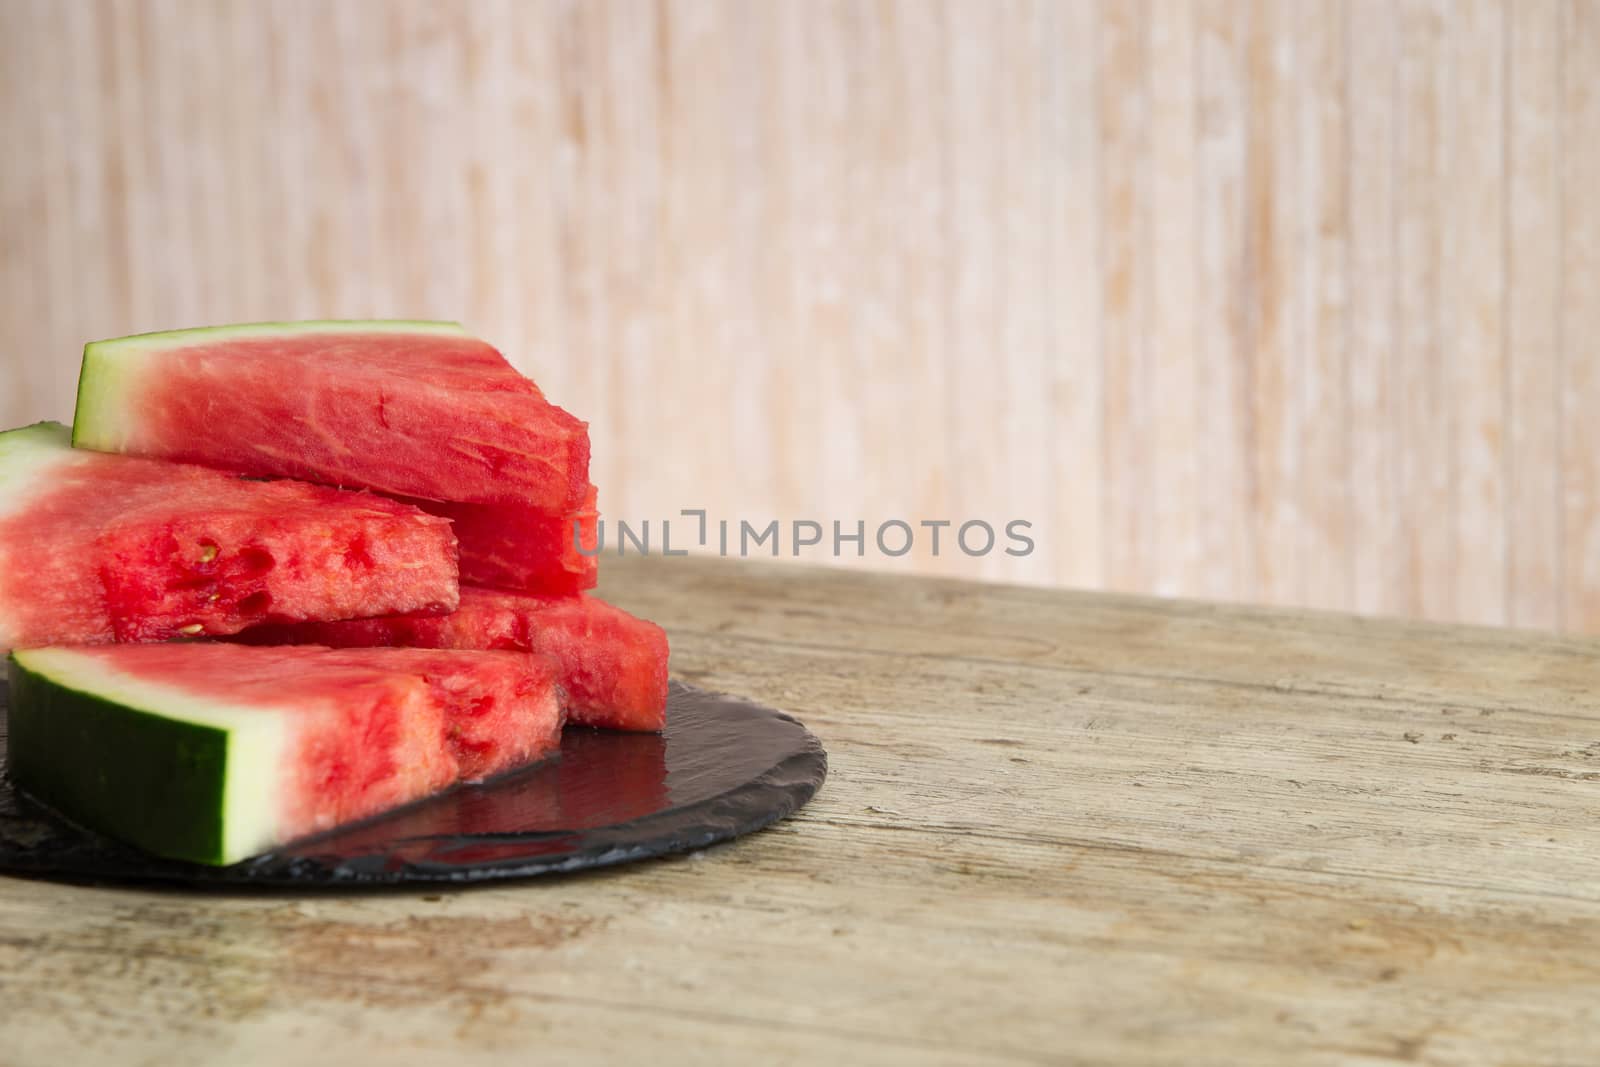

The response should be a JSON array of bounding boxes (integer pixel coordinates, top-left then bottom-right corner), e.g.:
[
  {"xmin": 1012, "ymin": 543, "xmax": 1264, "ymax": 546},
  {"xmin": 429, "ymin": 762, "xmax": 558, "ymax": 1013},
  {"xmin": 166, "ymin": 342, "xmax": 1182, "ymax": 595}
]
[{"xmin": 0, "ymin": 0, "xmax": 1595, "ymax": 629}]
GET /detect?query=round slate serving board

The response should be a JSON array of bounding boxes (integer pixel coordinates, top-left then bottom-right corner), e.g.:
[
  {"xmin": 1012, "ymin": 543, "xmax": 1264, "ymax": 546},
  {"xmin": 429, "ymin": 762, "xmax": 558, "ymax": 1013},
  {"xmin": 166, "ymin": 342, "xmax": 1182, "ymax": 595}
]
[{"xmin": 0, "ymin": 680, "xmax": 826, "ymax": 888}]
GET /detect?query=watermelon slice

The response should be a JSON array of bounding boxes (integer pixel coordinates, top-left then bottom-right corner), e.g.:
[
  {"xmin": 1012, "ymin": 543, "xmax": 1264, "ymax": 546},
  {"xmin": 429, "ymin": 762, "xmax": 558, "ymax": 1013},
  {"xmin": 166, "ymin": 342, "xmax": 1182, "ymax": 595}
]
[
  {"xmin": 0, "ymin": 423, "xmax": 459, "ymax": 651},
  {"xmin": 238, "ymin": 588, "xmax": 669, "ymax": 732},
  {"xmin": 73, "ymin": 321, "xmax": 591, "ymax": 512},
  {"xmin": 414, "ymin": 484, "xmax": 599, "ymax": 595},
  {"xmin": 6, "ymin": 644, "xmax": 563, "ymax": 865}
]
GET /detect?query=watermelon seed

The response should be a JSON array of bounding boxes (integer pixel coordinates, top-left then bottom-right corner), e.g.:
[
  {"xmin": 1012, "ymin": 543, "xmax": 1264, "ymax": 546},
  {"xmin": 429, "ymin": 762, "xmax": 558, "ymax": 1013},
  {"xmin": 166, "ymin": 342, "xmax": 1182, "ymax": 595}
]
[
  {"xmin": 178, "ymin": 624, "xmax": 203, "ymax": 635},
  {"xmin": 197, "ymin": 543, "xmax": 219, "ymax": 564}
]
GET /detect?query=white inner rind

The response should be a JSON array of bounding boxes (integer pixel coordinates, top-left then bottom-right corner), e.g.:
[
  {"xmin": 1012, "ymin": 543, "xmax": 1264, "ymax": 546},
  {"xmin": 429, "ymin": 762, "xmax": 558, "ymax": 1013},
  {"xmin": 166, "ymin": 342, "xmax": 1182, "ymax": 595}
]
[
  {"xmin": 74, "ymin": 320, "xmax": 468, "ymax": 453},
  {"xmin": 12, "ymin": 647, "xmax": 291, "ymax": 864},
  {"xmin": 0, "ymin": 423, "xmax": 83, "ymax": 519},
  {"xmin": 73, "ymin": 352, "xmax": 145, "ymax": 453}
]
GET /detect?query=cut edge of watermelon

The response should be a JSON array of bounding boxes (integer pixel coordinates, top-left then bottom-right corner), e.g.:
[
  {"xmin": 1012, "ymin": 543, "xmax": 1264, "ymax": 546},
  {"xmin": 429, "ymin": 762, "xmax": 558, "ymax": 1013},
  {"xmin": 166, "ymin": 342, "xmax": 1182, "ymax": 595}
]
[
  {"xmin": 73, "ymin": 320, "xmax": 470, "ymax": 451},
  {"xmin": 0, "ymin": 422, "xmax": 87, "ymax": 521},
  {"xmin": 0, "ymin": 423, "xmax": 84, "ymax": 648},
  {"xmin": 0, "ymin": 422, "xmax": 94, "ymax": 534},
  {"xmin": 8, "ymin": 646, "xmax": 290, "ymax": 864}
]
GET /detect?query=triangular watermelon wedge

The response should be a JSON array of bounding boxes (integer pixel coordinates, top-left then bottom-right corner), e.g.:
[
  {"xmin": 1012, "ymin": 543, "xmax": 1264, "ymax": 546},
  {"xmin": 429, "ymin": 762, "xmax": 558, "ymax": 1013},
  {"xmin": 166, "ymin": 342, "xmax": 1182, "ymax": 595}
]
[
  {"xmin": 0, "ymin": 423, "xmax": 459, "ymax": 650},
  {"xmin": 72, "ymin": 320, "xmax": 591, "ymax": 512},
  {"xmin": 6, "ymin": 644, "xmax": 564, "ymax": 866}
]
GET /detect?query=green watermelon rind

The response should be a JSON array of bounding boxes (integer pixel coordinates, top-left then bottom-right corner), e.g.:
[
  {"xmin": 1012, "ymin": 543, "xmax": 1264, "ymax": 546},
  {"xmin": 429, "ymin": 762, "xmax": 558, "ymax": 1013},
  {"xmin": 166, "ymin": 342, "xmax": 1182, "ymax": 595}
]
[
  {"xmin": 7, "ymin": 648, "xmax": 287, "ymax": 866},
  {"xmin": 72, "ymin": 319, "xmax": 468, "ymax": 452}
]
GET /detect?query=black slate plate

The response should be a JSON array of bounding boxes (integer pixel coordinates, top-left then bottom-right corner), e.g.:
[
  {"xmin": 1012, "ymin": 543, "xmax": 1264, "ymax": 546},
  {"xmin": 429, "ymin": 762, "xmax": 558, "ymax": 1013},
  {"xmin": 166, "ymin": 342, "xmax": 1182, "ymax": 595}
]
[{"xmin": 0, "ymin": 680, "xmax": 826, "ymax": 888}]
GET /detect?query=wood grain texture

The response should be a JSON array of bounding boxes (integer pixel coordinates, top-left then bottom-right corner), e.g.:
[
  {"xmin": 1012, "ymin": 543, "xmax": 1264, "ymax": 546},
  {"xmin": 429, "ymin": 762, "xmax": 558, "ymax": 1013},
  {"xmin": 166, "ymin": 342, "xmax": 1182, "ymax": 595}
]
[
  {"xmin": 0, "ymin": 0, "xmax": 1595, "ymax": 629},
  {"xmin": 7, "ymin": 556, "xmax": 1600, "ymax": 1063}
]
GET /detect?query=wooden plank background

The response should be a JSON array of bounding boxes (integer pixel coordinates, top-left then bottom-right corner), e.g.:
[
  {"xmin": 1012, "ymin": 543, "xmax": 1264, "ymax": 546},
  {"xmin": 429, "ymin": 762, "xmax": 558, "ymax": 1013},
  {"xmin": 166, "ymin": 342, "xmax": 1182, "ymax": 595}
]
[{"xmin": 0, "ymin": 0, "xmax": 1594, "ymax": 630}]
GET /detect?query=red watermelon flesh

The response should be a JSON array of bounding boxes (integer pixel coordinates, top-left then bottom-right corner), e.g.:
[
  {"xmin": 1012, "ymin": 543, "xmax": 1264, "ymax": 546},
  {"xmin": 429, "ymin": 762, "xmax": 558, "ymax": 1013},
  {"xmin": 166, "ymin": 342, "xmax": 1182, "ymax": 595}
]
[
  {"xmin": 73, "ymin": 321, "xmax": 591, "ymax": 512},
  {"xmin": 0, "ymin": 422, "xmax": 458, "ymax": 651},
  {"xmin": 413, "ymin": 485, "xmax": 599, "ymax": 595},
  {"xmin": 238, "ymin": 588, "xmax": 669, "ymax": 732},
  {"xmin": 316, "ymin": 648, "xmax": 564, "ymax": 781}
]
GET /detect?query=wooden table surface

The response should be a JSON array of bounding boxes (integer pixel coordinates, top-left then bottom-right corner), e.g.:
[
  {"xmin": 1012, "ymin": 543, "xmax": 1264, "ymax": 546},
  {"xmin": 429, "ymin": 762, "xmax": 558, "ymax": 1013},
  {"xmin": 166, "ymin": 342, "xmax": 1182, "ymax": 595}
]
[{"xmin": 4, "ymin": 556, "xmax": 1600, "ymax": 1065}]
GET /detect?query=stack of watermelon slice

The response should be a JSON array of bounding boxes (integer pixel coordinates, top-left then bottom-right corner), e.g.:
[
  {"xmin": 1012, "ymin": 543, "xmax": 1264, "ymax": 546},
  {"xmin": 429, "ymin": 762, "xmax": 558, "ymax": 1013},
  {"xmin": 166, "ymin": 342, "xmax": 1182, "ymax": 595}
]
[{"xmin": 1, "ymin": 321, "xmax": 669, "ymax": 865}]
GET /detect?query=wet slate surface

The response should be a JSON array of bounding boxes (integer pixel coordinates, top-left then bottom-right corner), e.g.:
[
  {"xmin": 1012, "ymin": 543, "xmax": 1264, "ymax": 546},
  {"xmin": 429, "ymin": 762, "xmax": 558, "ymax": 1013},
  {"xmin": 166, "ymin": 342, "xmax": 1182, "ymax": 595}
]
[{"xmin": 0, "ymin": 679, "xmax": 826, "ymax": 888}]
